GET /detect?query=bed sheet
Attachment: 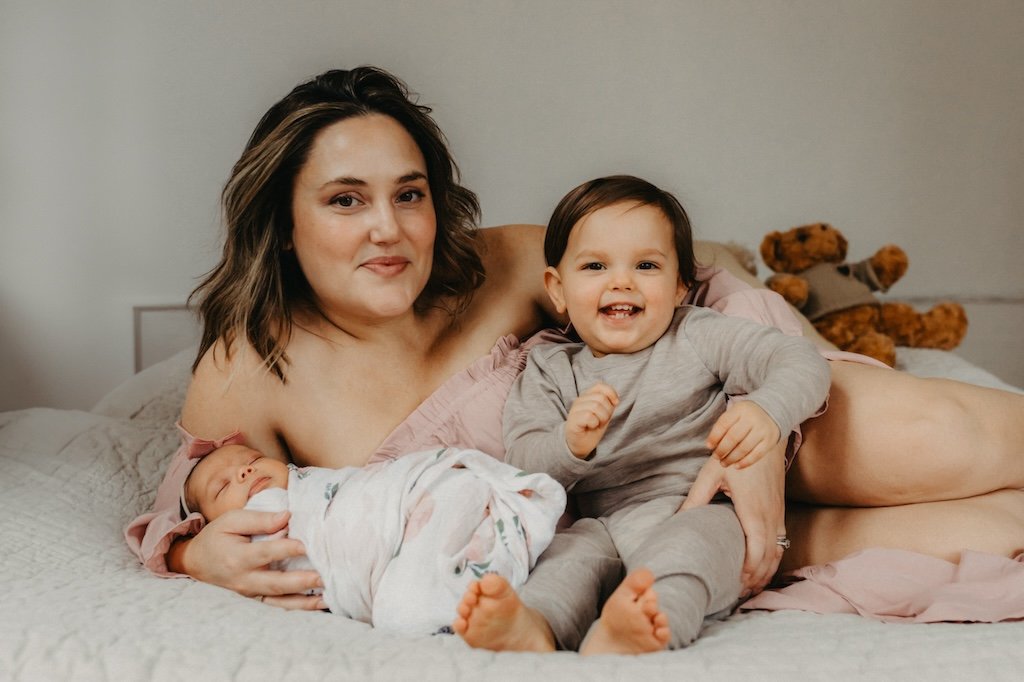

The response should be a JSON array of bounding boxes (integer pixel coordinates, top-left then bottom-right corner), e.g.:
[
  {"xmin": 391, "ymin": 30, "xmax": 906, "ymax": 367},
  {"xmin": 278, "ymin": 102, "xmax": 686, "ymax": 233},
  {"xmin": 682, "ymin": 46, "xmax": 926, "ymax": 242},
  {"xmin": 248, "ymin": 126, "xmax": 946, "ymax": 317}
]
[{"xmin": 1, "ymin": 346, "xmax": 1022, "ymax": 681}]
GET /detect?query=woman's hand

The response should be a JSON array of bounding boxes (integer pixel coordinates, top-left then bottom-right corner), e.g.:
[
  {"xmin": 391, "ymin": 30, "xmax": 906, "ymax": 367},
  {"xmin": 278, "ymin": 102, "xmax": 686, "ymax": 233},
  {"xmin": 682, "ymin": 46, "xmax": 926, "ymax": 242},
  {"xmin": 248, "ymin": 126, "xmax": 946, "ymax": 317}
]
[
  {"xmin": 173, "ymin": 509, "xmax": 324, "ymax": 610},
  {"xmin": 681, "ymin": 444, "xmax": 787, "ymax": 596}
]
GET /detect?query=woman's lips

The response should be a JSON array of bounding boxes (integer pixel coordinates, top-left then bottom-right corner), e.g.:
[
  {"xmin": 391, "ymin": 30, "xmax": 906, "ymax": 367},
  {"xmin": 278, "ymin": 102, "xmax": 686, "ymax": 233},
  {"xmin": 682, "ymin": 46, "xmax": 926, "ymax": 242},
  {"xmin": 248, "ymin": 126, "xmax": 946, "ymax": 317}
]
[{"xmin": 362, "ymin": 256, "xmax": 410, "ymax": 276}]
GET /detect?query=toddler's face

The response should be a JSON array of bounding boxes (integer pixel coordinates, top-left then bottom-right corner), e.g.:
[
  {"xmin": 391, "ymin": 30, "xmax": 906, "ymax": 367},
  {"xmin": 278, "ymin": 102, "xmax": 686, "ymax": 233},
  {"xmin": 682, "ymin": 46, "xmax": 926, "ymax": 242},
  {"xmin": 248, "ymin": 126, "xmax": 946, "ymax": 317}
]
[
  {"xmin": 545, "ymin": 201, "xmax": 686, "ymax": 357},
  {"xmin": 186, "ymin": 444, "xmax": 289, "ymax": 521}
]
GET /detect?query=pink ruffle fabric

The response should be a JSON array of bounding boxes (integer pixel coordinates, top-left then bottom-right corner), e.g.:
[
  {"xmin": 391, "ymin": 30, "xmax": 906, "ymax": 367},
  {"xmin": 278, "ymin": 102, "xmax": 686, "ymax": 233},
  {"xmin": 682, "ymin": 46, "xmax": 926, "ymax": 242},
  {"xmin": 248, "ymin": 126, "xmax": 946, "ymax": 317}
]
[
  {"xmin": 123, "ymin": 425, "xmax": 245, "ymax": 575},
  {"xmin": 370, "ymin": 330, "xmax": 566, "ymax": 465},
  {"xmin": 123, "ymin": 331, "xmax": 560, "ymax": 576},
  {"xmin": 741, "ymin": 548, "xmax": 1024, "ymax": 622}
]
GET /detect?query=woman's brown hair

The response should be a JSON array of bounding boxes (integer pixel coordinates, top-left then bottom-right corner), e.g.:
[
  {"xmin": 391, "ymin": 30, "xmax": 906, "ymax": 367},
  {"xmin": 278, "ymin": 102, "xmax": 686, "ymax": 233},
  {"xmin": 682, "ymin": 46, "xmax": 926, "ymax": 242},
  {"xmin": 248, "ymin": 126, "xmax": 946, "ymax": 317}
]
[{"xmin": 190, "ymin": 66, "xmax": 484, "ymax": 380}]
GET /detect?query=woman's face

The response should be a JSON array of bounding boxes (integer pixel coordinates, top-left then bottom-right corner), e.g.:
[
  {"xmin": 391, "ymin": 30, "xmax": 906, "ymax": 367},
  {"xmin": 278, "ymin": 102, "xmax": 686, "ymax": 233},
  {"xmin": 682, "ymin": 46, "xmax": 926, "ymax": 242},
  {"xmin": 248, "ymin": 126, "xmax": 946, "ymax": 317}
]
[{"xmin": 290, "ymin": 114, "xmax": 436, "ymax": 325}]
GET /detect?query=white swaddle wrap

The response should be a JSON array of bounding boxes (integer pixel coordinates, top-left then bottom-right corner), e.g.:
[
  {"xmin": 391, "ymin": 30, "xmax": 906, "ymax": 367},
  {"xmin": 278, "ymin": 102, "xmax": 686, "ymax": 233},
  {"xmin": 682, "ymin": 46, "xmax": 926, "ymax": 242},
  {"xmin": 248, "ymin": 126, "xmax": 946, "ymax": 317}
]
[{"xmin": 246, "ymin": 447, "xmax": 565, "ymax": 634}]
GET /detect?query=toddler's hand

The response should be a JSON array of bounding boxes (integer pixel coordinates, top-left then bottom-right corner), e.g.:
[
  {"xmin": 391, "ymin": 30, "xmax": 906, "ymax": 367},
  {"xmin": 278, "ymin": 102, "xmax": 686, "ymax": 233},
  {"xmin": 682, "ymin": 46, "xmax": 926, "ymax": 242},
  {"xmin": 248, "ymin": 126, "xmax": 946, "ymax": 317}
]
[
  {"xmin": 565, "ymin": 382, "xmax": 618, "ymax": 458},
  {"xmin": 706, "ymin": 401, "xmax": 781, "ymax": 468}
]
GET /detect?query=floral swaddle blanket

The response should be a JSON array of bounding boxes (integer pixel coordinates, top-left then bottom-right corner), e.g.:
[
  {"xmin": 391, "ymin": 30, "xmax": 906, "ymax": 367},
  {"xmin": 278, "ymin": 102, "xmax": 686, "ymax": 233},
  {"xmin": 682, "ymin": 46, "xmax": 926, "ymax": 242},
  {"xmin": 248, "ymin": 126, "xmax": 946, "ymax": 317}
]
[{"xmin": 247, "ymin": 447, "xmax": 565, "ymax": 634}]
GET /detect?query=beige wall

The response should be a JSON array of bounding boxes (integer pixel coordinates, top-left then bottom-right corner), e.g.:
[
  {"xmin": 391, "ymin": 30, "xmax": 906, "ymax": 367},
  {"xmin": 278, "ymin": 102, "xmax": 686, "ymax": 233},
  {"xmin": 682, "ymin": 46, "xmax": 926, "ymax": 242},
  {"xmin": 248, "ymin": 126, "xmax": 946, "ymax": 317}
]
[{"xmin": 2, "ymin": 0, "xmax": 1022, "ymax": 409}]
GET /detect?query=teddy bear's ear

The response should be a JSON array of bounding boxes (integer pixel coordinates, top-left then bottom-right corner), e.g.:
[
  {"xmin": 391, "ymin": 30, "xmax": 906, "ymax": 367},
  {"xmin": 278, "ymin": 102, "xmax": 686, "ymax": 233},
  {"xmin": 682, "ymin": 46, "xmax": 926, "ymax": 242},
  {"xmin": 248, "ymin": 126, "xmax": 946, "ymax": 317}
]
[{"xmin": 759, "ymin": 231, "xmax": 783, "ymax": 269}]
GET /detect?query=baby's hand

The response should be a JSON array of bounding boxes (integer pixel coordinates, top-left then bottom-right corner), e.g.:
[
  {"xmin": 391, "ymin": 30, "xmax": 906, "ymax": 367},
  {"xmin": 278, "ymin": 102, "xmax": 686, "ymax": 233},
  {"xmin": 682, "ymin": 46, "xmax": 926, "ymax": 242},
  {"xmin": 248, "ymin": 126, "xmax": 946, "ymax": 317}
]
[
  {"xmin": 565, "ymin": 382, "xmax": 618, "ymax": 458},
  {"xmin": 706, "ymin": 401, "xmax": 781, "ymax": 468}
]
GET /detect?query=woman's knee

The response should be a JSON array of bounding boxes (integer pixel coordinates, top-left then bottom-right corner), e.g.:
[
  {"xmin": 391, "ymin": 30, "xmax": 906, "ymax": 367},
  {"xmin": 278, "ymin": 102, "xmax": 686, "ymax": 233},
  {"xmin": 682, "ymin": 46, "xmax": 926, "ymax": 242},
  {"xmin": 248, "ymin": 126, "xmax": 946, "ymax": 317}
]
[
  {"xmin": 802, "ymin": 364, "xmax": 1020, "ymax": 503},
  {"xmin": 873, "ymin": 379, "xmax": 1012, "ymax": 500},
  {"xmin": 902, "ymin": 380, "xmax": 978, "ymax": 451}
]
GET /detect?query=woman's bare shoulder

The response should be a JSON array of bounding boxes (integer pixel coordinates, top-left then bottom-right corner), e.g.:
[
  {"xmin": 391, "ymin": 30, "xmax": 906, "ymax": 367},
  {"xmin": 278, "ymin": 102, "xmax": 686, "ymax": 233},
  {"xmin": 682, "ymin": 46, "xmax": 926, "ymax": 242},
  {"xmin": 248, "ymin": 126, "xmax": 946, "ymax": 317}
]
[
  {"xmin": 181, "ymin": 337, "xmax": 285, "ymax": 457},
  {"xmin": 479, "ymin": 224, "xmax": 545, "ymax": 262},
  {"xmin": 477, "ymin": 224, "xmax": 562, "ymax": 323}
]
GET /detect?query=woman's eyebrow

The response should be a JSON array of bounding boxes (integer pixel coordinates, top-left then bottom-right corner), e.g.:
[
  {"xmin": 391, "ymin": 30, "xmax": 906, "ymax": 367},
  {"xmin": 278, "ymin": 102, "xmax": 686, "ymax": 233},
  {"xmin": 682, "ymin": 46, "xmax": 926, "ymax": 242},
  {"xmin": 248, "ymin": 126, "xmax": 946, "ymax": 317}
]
[
  {"xmin": 319, "ymin": 171, "xmax": 426, "ymax": 189},
  {"xmin": 398, "ymin": 171, "xmax": 428, "ymax": 184},
  {"xmin": 320, "ymin": 176, "xmax": 366, "ymax": 189}
]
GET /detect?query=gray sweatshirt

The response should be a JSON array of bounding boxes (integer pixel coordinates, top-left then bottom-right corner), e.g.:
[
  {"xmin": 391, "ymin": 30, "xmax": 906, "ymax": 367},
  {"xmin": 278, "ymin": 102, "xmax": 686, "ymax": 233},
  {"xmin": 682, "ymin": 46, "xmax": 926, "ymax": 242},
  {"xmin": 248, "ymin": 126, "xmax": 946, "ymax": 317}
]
[{"xmin": 503, "ymin": 305, "xmax": 830, "ymax": 518}]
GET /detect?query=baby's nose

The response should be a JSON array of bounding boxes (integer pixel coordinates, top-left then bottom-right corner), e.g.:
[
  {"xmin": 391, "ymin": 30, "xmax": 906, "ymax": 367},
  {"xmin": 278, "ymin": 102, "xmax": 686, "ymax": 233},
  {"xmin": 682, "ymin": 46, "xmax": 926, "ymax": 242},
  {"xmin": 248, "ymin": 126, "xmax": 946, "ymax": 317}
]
[{"xmin": 610, "ymin": 271, "xmax": 634, "ymax": 288}]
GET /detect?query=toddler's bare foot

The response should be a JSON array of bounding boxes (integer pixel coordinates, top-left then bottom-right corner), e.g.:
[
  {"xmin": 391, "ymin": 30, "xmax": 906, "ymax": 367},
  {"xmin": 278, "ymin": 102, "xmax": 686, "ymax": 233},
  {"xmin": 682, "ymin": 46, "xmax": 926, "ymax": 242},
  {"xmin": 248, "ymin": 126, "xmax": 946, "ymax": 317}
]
[
  {"xmin": 452, "ymin": 574, "xmax": 556, "ymax": 652},
  {"xmin": 579, "ymin": 568, "xmax": 670, "ymax": 656}
]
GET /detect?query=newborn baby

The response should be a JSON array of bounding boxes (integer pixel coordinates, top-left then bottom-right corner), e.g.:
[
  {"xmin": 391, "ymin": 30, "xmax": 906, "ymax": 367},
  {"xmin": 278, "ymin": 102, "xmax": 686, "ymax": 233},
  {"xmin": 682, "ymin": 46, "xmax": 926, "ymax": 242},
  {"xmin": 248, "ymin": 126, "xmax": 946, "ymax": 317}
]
[{"xmin": 183, "ymin": 443, "xmax": 566, "ymax": 635}]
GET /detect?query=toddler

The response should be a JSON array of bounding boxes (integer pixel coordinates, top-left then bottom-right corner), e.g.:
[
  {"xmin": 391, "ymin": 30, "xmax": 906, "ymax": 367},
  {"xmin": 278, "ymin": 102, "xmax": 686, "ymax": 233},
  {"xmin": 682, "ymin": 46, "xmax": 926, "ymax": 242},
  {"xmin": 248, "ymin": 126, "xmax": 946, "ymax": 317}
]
[{"xmin": 455, "ymin": 175, "xmax": 831, "ymax": 654}]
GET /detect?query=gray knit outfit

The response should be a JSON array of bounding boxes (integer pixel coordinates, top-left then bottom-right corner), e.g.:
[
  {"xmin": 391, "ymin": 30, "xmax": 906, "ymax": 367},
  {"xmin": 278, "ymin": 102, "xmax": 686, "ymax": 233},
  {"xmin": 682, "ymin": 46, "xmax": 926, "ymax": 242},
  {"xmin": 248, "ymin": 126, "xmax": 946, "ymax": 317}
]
[{"xmin": 503, "ymin": 305, "xmax": 831, "ymax": 649}]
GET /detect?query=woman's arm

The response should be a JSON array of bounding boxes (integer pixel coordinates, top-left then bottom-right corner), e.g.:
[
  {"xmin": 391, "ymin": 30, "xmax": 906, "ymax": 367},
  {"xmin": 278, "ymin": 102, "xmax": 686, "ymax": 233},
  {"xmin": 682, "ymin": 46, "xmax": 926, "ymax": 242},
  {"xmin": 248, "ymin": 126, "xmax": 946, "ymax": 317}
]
[
  {"xmin": 683, "ymin": 244, "xmax": 827, "ymax": 592},
  {"xmin": 479, "ymin": 225, "xmax": 567, "ymax": 330},
  {"xmin": 682, "ymin": 444, "xmax": 788, "ymax": 595},
  {"xmin": 169, "ymin": 340, "xmax": 323, "ymax": 607},
  {"xmin": 180, "ymin": 339, "xmax": 290, "ymax": 460}
]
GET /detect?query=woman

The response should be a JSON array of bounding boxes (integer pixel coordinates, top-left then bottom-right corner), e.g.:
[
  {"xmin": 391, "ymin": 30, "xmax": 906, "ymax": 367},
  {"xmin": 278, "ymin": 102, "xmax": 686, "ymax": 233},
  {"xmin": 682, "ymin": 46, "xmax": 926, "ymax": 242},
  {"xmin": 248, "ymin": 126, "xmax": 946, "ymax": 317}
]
[{"xmin": 126, "ymin": 66, "xmax": 1024, "ymax": 611}]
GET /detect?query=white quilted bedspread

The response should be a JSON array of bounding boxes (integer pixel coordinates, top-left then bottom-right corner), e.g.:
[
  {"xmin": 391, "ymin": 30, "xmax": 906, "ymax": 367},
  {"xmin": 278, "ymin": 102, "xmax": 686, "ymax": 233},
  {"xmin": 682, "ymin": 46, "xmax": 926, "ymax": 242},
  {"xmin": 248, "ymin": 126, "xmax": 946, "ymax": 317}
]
[{"xmin": 1, "ymin": 348, "xmax": 1022, "ymax": 681}]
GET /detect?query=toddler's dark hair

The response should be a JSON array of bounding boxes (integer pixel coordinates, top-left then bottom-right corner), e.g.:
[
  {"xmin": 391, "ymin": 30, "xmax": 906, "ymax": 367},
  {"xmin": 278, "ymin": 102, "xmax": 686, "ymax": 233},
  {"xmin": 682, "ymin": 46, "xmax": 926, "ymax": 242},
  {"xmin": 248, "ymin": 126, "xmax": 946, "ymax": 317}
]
[{"xmin": 544, "ymin": 175, "xmax": 697, "ymax": 289}]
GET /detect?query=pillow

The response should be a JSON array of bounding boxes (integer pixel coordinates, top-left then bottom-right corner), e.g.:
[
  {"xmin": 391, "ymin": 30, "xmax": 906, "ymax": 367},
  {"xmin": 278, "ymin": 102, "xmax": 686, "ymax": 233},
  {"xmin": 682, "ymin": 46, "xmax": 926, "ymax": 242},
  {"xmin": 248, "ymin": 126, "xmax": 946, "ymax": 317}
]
[{"xmin": 91, "ymin": 345, "xmax": 195, "ymax": 419}]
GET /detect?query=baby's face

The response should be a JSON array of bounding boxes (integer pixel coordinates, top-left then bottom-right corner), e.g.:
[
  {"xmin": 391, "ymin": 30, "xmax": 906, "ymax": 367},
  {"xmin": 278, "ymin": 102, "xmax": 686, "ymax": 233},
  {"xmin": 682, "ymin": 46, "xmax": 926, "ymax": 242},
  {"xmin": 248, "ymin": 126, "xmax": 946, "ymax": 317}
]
[
  {"xmin": 546, "ymin": 201, "xmax": 686, "ymax": 357},
  {"xmin": 186, "ymin": 444, "xmax": 289, "ymax": 522}
]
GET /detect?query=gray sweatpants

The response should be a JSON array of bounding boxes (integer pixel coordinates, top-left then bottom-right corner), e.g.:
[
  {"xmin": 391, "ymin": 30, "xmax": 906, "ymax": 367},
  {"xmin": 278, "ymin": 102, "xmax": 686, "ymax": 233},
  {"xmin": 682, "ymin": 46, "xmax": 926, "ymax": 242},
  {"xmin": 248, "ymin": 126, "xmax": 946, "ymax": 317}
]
[{"xmin": 520, "ymin": 496, "xmax": 744, "ymax": 650}]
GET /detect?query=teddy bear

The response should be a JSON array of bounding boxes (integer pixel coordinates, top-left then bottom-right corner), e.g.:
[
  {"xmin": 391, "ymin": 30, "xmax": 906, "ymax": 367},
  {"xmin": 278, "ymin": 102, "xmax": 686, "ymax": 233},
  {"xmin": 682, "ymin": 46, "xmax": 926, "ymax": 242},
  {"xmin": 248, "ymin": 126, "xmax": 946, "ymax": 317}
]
[{"xmin": 759, "ymin": 223, "xmax": 968, "ymax": 366}]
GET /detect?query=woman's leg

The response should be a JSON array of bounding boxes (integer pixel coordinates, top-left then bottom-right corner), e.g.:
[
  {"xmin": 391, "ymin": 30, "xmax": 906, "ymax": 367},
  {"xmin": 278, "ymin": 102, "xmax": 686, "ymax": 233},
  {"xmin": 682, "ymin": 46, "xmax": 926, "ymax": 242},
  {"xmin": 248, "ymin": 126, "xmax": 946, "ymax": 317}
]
[
  {"xmin": 788, "ymin": 360, "xmax": 1024, "ymax": 506},
  {"xmin": 781, "ymin": 489, "xmax": 1024, "ymax": 573}
]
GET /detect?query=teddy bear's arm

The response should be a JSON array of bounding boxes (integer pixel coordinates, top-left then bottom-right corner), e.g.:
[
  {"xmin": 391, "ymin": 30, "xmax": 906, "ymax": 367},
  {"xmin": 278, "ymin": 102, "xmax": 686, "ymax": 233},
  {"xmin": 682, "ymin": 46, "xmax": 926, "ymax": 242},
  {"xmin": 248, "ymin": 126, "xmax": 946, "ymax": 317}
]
[
  {"xmin": 846, "ymin": 258, "xmax": 893, "ymax": 293},
  {"xmin": 862, "ymin": 244, "xmax": 908, "ymax": 291},
  {"xmin": 868, "ymin": 242, "xmax": 909, "ymax": 288},
  {"xmin": 764, "ymin": 273, "xmax": 810, "ymax": 309}
]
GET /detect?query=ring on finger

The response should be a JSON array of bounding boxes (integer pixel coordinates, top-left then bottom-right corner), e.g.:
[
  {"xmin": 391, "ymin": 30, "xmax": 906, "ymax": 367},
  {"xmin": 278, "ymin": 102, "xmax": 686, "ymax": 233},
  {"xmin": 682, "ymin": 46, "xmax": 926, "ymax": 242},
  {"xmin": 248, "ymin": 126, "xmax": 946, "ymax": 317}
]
[{"xmin": 775, "ymin": 535, "xmax": 791, "ymax": 550}]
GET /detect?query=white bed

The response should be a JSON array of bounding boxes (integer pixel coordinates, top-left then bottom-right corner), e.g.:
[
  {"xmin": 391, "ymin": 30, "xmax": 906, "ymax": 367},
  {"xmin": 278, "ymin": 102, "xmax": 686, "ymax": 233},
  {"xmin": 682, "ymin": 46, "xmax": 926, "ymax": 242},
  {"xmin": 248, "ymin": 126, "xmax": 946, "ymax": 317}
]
[{"xmin": 1, "ymin": 345, "xmax": 1022, "ymax": 681}]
